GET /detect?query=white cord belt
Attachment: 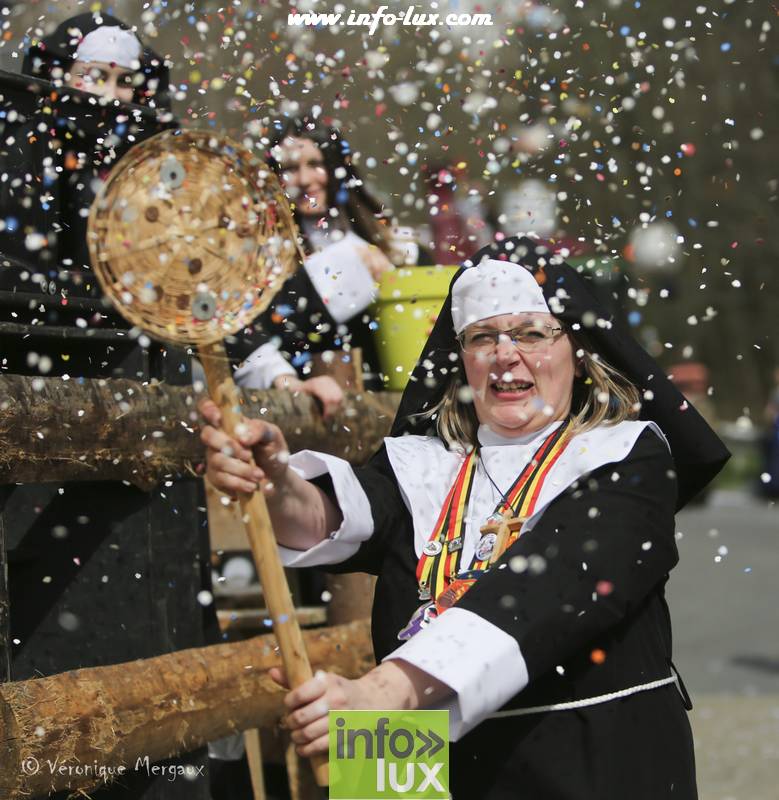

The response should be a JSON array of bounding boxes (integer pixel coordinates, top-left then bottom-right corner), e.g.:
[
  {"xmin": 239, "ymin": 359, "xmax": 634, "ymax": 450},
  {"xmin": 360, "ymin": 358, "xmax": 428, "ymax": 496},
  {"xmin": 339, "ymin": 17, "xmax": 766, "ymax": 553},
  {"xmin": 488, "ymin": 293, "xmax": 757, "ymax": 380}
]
[{"xmin": 488, "ymin": 674, "xmax": 679, "ymax": 719}]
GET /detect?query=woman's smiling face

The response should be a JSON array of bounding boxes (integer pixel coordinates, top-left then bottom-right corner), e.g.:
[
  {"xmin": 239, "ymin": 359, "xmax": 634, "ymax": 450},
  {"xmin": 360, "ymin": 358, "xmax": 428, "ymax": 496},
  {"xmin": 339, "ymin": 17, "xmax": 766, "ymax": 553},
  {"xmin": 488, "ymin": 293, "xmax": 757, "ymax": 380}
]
[
  {"xmin": 276, "ymin": 136, "xmax": 329, "ymax": 216},
  {"xmin": 461, "ymin": 312, "xmax": 576, "ymax": 437}
]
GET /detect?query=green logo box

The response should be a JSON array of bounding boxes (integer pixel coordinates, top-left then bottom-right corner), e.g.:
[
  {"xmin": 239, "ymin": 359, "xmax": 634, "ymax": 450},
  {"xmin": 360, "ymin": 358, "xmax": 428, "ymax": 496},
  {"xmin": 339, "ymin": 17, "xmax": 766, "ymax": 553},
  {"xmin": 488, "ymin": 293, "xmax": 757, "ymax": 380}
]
[{"xmin": 328, "ymin": 709, "xmax": 450, "ymax": 799}]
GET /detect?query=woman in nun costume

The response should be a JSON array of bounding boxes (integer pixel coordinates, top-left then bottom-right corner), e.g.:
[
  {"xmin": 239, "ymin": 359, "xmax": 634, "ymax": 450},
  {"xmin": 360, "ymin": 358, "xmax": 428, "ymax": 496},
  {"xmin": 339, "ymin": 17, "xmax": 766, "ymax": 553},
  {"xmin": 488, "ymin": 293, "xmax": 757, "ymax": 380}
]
[
  {"xmin": 201, "ymin": 236, "xmax": 729, "ymax": 799},
  {"xmin": 0, "ymin": 11, "xmax": 172, "ymax": 285}
]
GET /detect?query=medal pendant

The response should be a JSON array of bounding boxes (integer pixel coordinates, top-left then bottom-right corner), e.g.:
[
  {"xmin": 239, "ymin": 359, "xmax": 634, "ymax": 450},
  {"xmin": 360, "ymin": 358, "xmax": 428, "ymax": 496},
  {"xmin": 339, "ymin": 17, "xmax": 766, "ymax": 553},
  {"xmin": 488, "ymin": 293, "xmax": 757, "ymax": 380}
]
[
  {"xmin": 418, "ymin": 585, "xmax": 432, "ymax": 601},
  {"xmin": 423, "ymin": 540, "xmax": 443, "ymax": 556},
  {"xmin": 475, "ymin": 532, "xmax": 497, "ymax": 561},
  {"xmin": 447, "ymin": 536, "xmax": 463, "ymax": 552},
  {"xmin": 398, "ymin": 601, "xmax": 438, "ymax": 641},
  {"xmin": 437, "ymin": 578, "xmax": 475, "ymax": 610}
]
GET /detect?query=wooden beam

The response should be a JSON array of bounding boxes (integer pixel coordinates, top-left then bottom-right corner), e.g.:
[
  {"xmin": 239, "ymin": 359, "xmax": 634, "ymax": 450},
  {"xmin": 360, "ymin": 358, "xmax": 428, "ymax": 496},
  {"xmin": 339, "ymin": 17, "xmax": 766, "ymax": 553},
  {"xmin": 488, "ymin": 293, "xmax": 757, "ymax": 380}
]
[
  {"xmin": 0, "ymin": 619, "xmax": 373, "ymax": 799},
  {"xmin": 216, "ymin": 606, "xmax": 327, "ymax": 633},
  {"xmin": 0, "ymin": 376, "xmax": 400, "ymax": 489},
  {"xmin": 244, "ymin": 727, "xmax": 267, "ymax": 800}
]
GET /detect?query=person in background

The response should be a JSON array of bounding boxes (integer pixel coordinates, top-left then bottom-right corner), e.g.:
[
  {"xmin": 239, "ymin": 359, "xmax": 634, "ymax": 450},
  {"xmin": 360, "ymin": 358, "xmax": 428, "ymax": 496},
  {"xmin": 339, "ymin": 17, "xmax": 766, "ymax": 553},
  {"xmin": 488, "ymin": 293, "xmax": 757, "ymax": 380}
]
[
  {"xmin": 228, "ymin": 115, "xmax": 431, "ymax": 411},
  {"xmin": 215, "ymin": 117, "xmax": 426, "ymax": 792},
  {"xmin": 1, "ymin": 11, "xmax": 216, "ymax": 799},
  {"xmin": 425, "ymin": 162, "xmax": 495, "ymax": 264},
  {"xmin": 23, "ymin": 12, "xmax": 168, "ymax": 106},
  {"xmin": 0, "ymin": 11, "xmax": 172, "ymax": 297},
  {"xmin": 203, "ymin": 236, "xmax": 730, "ymax": 799}
]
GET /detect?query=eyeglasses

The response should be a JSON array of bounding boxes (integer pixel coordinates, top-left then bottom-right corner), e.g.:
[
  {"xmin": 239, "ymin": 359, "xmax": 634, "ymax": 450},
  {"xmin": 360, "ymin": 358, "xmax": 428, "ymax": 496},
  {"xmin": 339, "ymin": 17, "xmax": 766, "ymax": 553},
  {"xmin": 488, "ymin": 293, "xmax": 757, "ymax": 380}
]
[
  {"xmin": 457, "ymin": 323, "xmax": 565, "ymax": 355},
  {"xmin": 73, "ymin": 68, "xmax": 135, "ymax": 87}
]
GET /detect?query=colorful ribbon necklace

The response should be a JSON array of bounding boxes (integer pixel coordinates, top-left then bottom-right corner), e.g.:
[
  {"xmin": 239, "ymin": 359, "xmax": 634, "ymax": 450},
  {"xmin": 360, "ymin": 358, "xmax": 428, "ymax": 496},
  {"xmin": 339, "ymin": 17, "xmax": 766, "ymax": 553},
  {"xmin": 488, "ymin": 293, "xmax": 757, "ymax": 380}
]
[{"xmin": 399, "ymin": 421, "xmax": 571, "ymax": 640}]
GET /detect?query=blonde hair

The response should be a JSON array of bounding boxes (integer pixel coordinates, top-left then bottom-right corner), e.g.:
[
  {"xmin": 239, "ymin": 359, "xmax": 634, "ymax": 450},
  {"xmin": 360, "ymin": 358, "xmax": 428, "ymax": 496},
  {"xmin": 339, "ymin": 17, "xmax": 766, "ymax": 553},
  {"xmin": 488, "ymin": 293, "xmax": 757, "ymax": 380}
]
[{"xmin": 416, "ymin": 328, "xmax": 641, "ymax": 450}]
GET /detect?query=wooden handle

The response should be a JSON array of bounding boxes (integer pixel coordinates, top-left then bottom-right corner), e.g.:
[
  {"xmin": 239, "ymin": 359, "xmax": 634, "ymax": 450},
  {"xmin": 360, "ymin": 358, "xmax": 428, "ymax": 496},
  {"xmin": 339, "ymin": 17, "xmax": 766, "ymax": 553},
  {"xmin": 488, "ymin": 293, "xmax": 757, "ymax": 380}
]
[
  {"xmin": 244, "ymin": 729, "xmax": 267, "ymax": 800},
  {"xmin": 200, "ymin": 343, "xmax": 329, "ymax": 786}
]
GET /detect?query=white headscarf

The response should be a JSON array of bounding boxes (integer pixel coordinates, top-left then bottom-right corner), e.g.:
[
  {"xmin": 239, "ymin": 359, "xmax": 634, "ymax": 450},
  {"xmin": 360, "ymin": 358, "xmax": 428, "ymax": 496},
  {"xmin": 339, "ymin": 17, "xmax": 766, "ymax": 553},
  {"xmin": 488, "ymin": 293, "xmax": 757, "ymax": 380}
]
[
  {"xmin": 450, "ymin": 258, "xmax": 551, "ymax": 333},
  {"xmin": 75, "ymin": 26, "xmax": 141, "ymax": 71}
]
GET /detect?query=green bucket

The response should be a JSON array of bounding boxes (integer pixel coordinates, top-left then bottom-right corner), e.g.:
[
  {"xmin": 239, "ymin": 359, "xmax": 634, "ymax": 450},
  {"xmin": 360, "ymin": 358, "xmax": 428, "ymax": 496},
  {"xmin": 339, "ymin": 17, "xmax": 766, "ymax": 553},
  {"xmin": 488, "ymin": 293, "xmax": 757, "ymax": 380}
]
[{"xmin": 371, "ymin": 265, "xmax": 459, "ymax": 391}]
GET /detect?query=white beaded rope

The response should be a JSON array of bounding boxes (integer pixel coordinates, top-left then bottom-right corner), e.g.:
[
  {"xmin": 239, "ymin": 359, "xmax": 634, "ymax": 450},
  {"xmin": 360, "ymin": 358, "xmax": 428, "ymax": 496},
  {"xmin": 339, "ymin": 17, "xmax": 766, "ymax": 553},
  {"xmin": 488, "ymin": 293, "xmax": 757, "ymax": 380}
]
[{"xmin": 488, "ymin": 674, "xmax": 679, "ymax": 719}]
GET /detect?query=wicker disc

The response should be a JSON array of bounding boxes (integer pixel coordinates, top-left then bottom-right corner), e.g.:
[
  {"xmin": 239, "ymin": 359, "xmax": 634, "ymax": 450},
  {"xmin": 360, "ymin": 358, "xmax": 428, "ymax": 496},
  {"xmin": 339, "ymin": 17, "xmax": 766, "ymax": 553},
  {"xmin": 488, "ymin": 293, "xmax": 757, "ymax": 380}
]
[{"xmin": 87, "ymin": 129, "xmax": 300, "ymax": 346}]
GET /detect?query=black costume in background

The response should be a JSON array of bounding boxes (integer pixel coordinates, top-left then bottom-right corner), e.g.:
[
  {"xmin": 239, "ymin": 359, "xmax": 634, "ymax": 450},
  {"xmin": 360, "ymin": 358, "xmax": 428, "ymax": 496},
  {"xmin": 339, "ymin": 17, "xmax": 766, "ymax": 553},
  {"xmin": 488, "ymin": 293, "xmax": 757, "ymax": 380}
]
[
  {"xmin": 227, "ymin": 239, "xmax": 433, "ymax": 392},
  {"xmin": 309, "ymin": 236, "xmax": 730, "ymax": 799},
  {"xmin": 0, "ymin": 12, "xmax": 177, "ymax": 375},
  {"xmin": 0, "ymin": 16, "xmax": 213, "ymax": 800}
]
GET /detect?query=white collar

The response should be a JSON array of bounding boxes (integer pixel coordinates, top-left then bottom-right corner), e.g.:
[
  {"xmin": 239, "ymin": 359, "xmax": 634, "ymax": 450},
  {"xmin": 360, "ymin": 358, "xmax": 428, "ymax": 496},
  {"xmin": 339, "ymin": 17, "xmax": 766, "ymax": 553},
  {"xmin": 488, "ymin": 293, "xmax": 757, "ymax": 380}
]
[
  {"xmin": 477, "ymin": 419, "xmax": 563, "ymax": 448},
  {"xmin": 383, "ymin": 420, "xmax": 662, "ymax": 561}
]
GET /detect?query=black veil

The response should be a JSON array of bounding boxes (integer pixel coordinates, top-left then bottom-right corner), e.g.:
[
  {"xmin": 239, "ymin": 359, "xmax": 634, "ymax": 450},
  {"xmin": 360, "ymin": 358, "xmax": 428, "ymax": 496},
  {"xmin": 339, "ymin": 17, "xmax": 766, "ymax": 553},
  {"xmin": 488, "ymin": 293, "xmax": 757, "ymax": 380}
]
[{"xmin": 390, "ymin": 236, "xmax": 729, "ymax": 510}]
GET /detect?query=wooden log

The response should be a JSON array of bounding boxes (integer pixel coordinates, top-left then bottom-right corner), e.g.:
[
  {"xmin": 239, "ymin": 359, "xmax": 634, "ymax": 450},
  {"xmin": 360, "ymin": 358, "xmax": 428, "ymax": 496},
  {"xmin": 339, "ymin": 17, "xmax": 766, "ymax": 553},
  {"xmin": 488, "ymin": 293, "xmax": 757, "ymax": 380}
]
[
  {"xmin": 326, "ymin": 573, "xmax": 376, "ymax": 626},
  {"xmin": 213, "ymin": 583, "xmax": 268, "ymax": 608},
  {"xmin": 216, "ymin": 606, "xmax": 328, "ymax": 633},
  {"xmin": 0, "ymin": 619, "xmax": 373, "ymax": 799},
  {"xmin": 0, "ymin": 375, "xmax": 400, "ymax": 489}
]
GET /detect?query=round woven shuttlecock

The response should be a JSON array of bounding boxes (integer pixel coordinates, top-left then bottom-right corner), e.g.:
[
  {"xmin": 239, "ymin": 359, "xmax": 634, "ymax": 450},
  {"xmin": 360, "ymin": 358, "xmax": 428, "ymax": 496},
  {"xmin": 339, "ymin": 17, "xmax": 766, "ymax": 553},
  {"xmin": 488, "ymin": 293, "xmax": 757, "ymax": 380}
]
[{"xmin": 87, "ymin": 129, "xmax": 300, "ymax": 346}]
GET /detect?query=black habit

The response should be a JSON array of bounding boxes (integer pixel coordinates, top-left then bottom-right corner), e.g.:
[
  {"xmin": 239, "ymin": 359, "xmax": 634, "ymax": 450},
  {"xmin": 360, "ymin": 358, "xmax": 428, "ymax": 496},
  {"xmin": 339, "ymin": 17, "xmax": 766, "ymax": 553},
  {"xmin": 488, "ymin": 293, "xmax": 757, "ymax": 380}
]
[{"xmin": 294, "ymin": 236, "xmax": 730, "ymax": 798}]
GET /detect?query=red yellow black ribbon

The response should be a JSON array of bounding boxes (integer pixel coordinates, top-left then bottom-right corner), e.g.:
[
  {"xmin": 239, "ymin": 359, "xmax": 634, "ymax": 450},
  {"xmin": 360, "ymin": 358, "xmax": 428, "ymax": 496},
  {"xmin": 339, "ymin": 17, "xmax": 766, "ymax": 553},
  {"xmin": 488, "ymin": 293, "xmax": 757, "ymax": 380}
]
[{"xmin": 416, "ymin": 421, "xmax": 571, "ymax": 610}]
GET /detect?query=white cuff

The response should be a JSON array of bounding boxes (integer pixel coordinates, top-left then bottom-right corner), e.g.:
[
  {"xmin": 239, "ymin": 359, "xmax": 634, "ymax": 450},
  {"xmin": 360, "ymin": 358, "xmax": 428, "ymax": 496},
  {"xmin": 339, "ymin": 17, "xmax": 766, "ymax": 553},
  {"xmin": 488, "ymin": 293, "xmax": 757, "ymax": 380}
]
[
  {"xmin": 278, "ymin": 450, "xmax": 375, "ymax": 567},
  {"xmin": 303, "ymin": 233, "xmax": 377, "ymax": 324},
  {"xmin": 234, "ymin": 342, "xmax": 296, "ymax": 390},
  {"xmin": 383, "ymin": 607, "xmax": 528, "ymax": 741}
]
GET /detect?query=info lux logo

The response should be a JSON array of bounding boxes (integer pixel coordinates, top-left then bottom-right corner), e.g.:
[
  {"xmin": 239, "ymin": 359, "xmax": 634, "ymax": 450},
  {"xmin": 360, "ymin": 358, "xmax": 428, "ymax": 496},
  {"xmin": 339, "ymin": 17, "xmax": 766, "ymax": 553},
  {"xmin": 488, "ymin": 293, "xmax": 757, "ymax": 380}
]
[{"xmin": 329, "ymin": 710, "xmax": 449, "ymax": 799}]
